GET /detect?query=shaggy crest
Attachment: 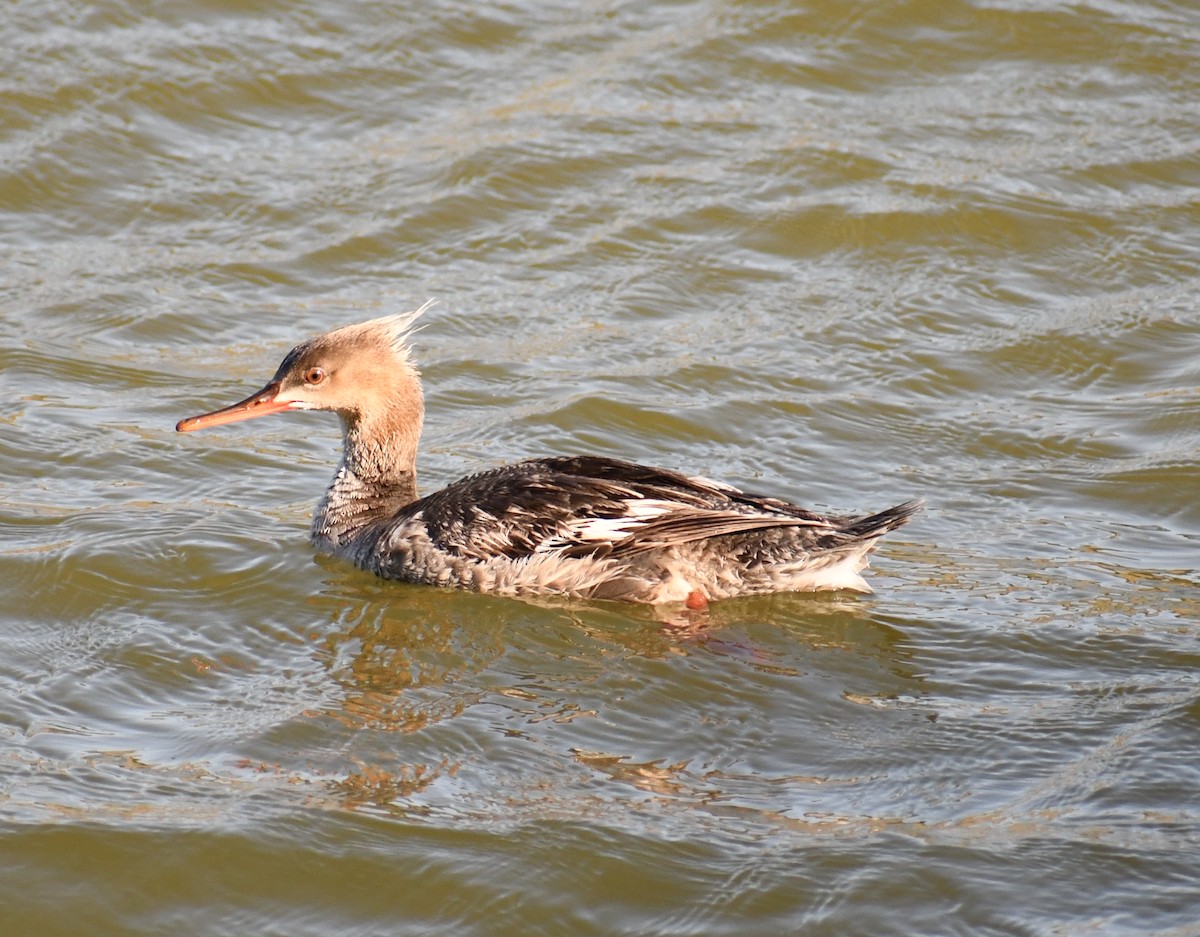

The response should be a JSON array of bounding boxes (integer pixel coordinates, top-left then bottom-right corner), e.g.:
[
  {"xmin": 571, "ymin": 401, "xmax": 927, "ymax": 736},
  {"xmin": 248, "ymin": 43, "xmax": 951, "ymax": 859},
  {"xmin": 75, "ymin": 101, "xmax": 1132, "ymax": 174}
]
[{"xmin": 331, "ymin": 299, "xmax": 435, "ymax": 364}]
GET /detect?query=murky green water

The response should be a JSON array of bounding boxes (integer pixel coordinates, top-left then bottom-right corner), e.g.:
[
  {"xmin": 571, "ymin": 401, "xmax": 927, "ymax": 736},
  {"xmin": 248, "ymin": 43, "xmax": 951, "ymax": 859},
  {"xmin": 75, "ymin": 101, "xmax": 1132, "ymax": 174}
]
[{"xmin": 3, "ymin": 1, "xmax": 1198, "ymax": 934}]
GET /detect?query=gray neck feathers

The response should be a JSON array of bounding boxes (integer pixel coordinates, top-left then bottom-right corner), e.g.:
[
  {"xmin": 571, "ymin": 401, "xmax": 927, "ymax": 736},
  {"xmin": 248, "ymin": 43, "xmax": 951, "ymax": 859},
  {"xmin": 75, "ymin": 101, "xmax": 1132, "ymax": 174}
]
[{"xmin": 310, "ymin": 417, "xmax": 420, "ymax": 552}]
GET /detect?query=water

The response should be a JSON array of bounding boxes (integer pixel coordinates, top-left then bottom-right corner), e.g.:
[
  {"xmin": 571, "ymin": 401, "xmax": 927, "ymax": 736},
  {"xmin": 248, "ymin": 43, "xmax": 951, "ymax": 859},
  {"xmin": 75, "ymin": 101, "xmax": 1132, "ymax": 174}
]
[{"xmin": 3, "ymin": 1, "xmax": 1198, "ymax": 934}]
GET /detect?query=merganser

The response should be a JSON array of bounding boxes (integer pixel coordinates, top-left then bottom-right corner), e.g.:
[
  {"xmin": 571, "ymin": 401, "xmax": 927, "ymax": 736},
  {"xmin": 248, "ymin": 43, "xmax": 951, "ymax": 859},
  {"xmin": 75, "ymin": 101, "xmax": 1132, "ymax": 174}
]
[{"xmin": 176, "ymin": 306, "xmax": 920, "ymax": 606}]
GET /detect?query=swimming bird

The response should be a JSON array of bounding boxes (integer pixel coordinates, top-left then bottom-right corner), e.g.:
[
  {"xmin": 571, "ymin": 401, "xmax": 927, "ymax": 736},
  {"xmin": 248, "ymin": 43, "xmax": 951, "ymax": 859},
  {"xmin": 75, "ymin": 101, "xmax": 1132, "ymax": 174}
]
[{"xmin": 176, "ymin": 306, "xmax": 920, "ymax": 607}]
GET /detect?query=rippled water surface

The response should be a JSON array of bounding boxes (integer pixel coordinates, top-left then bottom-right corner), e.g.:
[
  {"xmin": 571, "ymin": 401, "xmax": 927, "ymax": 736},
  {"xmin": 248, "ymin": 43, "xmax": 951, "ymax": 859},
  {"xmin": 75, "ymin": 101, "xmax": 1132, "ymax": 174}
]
[{"xmin": 3, "ymin": 1, "xmax": 1198, "ymax": 934}]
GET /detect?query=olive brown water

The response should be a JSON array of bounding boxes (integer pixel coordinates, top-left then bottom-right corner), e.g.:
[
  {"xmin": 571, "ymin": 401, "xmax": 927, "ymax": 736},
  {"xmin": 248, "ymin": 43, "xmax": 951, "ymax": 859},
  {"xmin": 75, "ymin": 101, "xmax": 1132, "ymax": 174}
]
[{"xmin": 2, "ymin": 2, "xmax": 1197, "ymax": 935}]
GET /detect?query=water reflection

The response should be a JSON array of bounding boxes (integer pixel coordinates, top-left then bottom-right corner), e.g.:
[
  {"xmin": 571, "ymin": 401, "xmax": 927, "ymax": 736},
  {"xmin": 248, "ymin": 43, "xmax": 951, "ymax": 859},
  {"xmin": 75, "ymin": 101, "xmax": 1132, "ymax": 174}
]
[
  {"xmin": 307, "ymin": 574, "xmax": 509, "ymax": 734},
  {"xmin": 302, "ymin": 561, "xmax": 933, "ymax": 820}
]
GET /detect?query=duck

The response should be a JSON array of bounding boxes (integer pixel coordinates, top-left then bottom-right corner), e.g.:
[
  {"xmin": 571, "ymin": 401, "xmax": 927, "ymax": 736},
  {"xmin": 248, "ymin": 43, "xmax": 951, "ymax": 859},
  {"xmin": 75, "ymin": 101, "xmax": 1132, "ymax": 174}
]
[{"xmin": 176, "ymin": 305, "xmax": 920, "ymax": 607}]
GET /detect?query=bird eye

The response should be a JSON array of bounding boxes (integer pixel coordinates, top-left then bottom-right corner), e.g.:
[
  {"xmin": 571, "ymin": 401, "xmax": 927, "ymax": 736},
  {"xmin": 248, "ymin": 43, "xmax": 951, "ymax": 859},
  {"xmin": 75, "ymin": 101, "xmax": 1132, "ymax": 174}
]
[{"xmin": 303, "ymin": 366, "xmax": 326, "ymax": 385}]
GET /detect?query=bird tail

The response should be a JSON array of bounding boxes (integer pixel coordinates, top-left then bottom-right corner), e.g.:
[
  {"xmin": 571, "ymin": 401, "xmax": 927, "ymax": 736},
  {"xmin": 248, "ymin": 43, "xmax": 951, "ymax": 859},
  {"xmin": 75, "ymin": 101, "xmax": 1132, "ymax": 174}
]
[{"xmin": 841, "ymin": 499, "xmax": 924, "ymax": 540}]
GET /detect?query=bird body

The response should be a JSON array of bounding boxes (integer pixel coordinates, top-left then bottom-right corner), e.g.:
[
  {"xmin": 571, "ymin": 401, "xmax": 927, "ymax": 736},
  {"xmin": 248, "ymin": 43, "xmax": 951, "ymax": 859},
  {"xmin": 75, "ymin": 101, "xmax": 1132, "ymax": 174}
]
[{"xmin": 177, "ymin": 308, "xmax": 919, "ymax": 605}]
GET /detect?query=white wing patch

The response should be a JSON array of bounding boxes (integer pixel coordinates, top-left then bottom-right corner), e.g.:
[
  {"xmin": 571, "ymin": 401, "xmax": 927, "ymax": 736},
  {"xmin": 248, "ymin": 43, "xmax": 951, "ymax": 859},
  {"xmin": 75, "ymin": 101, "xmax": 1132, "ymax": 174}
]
[
  {"xmin": 535, "ymin": 499, "xmax": 676, "ymax": 552},
  {"xmin": 685, "ymin": 474, "xmax": 741, "ymax": 494}
]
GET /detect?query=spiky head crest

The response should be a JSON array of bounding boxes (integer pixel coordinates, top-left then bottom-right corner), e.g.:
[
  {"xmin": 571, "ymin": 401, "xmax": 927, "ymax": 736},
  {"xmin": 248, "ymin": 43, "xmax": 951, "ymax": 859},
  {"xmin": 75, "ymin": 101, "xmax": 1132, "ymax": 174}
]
[{"xmin": 329, "ymin": 298, "xmax": 435, "ymax": 366}]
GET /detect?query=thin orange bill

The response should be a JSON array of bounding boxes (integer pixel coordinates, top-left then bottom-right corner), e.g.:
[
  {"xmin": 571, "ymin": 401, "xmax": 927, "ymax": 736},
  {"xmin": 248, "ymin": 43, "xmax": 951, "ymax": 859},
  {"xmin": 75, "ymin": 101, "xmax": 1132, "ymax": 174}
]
[{"xmin": 176, "ymin": 382, "xmax": 292, "ymax": 432}]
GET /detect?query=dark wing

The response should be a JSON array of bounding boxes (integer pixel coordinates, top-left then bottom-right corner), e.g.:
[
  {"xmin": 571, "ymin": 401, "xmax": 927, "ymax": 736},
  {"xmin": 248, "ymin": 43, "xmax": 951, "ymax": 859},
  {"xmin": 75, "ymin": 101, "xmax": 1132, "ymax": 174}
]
[{"xmin": 400, "ymin": 455, "xmax": 834, "ymax": 561}]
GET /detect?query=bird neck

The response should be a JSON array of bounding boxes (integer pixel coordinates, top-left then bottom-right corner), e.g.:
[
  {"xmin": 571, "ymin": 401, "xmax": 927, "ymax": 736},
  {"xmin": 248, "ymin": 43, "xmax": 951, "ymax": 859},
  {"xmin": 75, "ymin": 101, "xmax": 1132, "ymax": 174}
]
[{"xmin": 310, "ymin": 409, "xmax": 422, "ymax": 552}]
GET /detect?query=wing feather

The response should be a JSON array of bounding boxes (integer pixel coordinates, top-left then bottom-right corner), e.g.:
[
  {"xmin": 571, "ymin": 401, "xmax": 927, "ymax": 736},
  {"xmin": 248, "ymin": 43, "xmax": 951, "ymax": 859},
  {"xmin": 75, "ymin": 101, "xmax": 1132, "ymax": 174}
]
[
  {"xmin": 606, "ymin": 507, "xmax": 830, "ymax": 555},
  {"xmin": 399, "ymin": 455, "xmax": 835, "ymax": 562}
]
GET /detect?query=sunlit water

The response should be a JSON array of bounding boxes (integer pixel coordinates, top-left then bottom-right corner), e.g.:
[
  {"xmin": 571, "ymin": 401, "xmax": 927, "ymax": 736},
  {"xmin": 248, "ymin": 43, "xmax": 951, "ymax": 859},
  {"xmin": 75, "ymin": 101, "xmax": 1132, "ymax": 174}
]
[{"xmin": 2, "ymin": 1, "xmax": 1198, "ymax": 934}]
